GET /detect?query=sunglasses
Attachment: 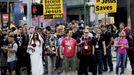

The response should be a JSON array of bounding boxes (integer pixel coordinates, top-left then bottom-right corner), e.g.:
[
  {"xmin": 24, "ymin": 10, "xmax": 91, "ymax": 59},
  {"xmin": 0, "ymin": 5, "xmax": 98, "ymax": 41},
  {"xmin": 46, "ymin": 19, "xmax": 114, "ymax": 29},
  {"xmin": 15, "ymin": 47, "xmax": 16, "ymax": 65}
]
[
  {"xmin": 34, "ymin": 34, "xmax": 38, "ymax": 36},
  {"xmin": 85, "ymin": 28, "xmax": 90, "ymax": 29},
  {"xmin": 120, "ymin": 35, "xmax": 125, "ymax": 37},
  {"xmin": 8, "ymin": 35, "xmax": 14, "ymax": 37},
  {"xmin": 84, "ymin": 32, "xmax": 89, "ymax": 33}
]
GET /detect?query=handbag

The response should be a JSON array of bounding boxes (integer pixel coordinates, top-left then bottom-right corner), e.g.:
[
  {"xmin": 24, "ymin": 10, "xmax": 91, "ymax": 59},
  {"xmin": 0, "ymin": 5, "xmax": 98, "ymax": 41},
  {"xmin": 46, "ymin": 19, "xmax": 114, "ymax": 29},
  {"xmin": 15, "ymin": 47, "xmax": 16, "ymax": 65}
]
[
  {"xmin": 27, "ymin": 45, "xmax": 35, "ymax": 54},
  {"xmin": 45, "ymin": 51, "xmax": 56, "ymax": 57},
  {"xmin": 45, "ymin": 46, "xmax": 56, "ymax": 57}
]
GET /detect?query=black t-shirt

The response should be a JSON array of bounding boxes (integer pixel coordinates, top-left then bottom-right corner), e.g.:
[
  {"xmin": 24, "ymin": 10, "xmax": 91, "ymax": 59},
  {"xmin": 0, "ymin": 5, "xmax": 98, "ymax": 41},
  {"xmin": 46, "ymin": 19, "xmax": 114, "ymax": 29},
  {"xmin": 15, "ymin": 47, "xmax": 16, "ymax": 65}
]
[
  {"xmin": 102, "ymin": 31, "xmax": 112, "ymax": 46},
  {"xmin": 94, "ymin": 36, "xmax": 105, "ymax": 50},
  {"xmin": 72, "ymin": 30, "xmax": 83, "ymax": 40}
]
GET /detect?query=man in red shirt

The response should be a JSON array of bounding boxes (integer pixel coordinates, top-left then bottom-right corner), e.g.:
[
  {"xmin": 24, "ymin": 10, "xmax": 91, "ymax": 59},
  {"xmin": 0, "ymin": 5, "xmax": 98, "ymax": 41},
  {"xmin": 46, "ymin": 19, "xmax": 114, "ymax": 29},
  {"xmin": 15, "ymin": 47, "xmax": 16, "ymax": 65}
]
[{"xmin": 60, "ymin": 29, "xmax": 77, "ymax": 75}]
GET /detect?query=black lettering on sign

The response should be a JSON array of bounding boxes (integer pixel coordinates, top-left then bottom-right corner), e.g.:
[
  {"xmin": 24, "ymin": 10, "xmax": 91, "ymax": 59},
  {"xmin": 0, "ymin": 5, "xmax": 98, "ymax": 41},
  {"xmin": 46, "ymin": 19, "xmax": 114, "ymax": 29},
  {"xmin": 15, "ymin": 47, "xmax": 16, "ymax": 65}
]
[
  {"xmin": 45, "ymin": 6, "xmax": 49, "ymax": 9},
  {"xmin": 96, "ymin": 6, "xmax": 100, "ymax": 11},
  {"xmin": 52, "ymin": 10, "xmax": 54, "ymax": 13},
  {"xmin": 58, "ymin": 10, "xmax": 61, "ymax": 13},
  {"xmin": 53, "ymin": 14, "xmax": 63, "ymax": 18},
  {"xmin": 109, "ymin": 6, "xmax": 112, "ymax": 10},
  {"xmin": 96, "ymin": 0, "xmax": 100, "ymax": 2},
  {"xmin": 102, "ymin": 0, "xmax": 116, "ymax": 4},
  {"xmin": 96, "ymin": 6, "xmax": 113, "ymax": 11},
  {"xmin": 44, "ymin": 14, "xmax": 53, "ymax": 19},
  {"xmin": 45, "ymin": 0, "xmax": 47, "ymax": 3},
  {"xmin": 46, "ymin": 10, "xmax": 52, "ymax": 14},
  {"xmin": 101, "ymin": 6, "xmax": 106, "ymax": 10}
]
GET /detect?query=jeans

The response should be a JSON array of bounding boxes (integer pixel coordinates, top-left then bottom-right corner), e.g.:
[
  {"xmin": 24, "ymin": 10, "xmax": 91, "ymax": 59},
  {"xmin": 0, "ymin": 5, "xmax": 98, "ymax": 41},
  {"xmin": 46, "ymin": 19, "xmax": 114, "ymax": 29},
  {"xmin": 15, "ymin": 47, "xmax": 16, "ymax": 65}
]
[
  {"xmin": 47, "ymin": 56, "xmax": 56, "ymax": 75},
  {"xmin": 116, "ymin": 53, "xmax": 127, "ymax": 74},
  {"xmin": 55, "ymin": 56, "xmax": 62, "ymax": 69}
]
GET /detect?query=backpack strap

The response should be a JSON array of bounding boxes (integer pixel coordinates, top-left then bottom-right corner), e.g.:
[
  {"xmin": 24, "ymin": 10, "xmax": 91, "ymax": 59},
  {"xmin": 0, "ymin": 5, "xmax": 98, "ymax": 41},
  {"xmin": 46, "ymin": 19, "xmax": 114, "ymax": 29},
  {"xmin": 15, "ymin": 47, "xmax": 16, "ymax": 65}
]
[{"xmin": 10, "ymin": 42, "xmax": 15, "ymax": 48}]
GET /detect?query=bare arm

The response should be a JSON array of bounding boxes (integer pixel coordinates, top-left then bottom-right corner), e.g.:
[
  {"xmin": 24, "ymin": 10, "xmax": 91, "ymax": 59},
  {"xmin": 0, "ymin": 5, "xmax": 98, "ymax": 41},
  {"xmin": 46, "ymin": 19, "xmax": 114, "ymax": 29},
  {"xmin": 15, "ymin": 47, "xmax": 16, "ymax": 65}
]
[
  {"xmin": 7, "ymin": 44, "xmax": 18, "ymax": 53},
  {"xmin": 92, "ymin": 45, "xmax": 95, "ymax": 55},
  {"xmin": 123, "ymin": 44, "xmax": 129, "ymax": 48},
  {"xmin": 102, "ymin": 41, "xmax": 107, "ymax": 55},
  {"xmin": 60, "ymin": 46, "xmax": 63, "ymax": 59},
  {"xmin": 75, "ymin": 46, "xmax": 77, "ymax": 56},
  {"xmin": 107, "ymin": 37, "xmax": 114, "ymax": 48}
]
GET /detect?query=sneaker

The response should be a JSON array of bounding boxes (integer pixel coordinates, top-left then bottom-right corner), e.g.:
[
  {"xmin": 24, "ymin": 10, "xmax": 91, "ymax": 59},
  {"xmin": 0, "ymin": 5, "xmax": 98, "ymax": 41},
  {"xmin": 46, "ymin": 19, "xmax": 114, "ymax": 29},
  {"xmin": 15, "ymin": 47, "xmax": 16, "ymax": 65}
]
[
  {"xmin": 103, "ymin": 69, "xmax": 108, "ymax": 72},
  {"xmin": 109, "ymin": 69, "xmax": 113, "ymax": 72}
]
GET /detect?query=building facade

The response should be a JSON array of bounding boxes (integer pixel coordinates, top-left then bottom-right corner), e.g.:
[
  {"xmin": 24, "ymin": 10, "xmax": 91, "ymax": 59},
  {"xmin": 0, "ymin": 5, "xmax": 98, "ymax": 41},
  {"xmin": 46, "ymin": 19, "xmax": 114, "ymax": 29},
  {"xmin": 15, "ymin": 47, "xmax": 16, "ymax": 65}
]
[{"xmin": 64, "ymin": 0, "xmax": 129, "ymax": 26}]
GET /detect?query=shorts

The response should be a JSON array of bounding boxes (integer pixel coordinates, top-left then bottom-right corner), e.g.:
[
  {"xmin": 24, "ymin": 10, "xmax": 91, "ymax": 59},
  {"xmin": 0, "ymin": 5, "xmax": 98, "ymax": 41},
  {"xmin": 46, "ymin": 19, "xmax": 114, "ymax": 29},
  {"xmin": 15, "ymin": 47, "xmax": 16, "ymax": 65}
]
[
  {"xmin": 62, "ymin": 56, "xmax": 77, "ymax": 72},
  {"xmin": 7, "ymin": 61, "xmax": 16, "ymax": 72}
]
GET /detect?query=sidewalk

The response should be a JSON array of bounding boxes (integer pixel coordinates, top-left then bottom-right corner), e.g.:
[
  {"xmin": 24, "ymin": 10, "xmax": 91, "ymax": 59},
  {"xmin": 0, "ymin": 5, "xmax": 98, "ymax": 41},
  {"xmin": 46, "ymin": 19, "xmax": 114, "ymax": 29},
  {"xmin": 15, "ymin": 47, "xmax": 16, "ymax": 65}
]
[{"xmin": 0, "ymin": 51, "xmax": 132, "ymax": 75}]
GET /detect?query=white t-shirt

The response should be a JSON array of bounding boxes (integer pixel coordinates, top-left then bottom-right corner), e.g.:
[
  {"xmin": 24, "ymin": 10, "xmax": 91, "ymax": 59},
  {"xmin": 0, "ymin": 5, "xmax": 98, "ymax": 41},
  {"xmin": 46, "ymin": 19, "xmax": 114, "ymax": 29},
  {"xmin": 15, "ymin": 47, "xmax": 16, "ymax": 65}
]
[{"xmin": 7, "ymin": 42, "xmax": 18, "ymax": 62}]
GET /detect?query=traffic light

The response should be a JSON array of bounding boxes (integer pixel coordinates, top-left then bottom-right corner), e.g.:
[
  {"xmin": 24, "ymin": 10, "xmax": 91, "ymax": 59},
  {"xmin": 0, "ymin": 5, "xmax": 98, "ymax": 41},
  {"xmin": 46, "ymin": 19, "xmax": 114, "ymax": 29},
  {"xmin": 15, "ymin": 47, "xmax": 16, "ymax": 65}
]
[
  {"xmin": 24, "ymin": 4, "xmax": 27, "ymax": 15},
  {"xmin": 24, "ymin": 4, "xmax": 43, "ymax": 16},
  {"xmin": 32, "ymin": 4, "xmax": 43, "ymax": 15},
  {"xmin": 0, "ymin": 2, "xmax": 7, "ymax": 13}
]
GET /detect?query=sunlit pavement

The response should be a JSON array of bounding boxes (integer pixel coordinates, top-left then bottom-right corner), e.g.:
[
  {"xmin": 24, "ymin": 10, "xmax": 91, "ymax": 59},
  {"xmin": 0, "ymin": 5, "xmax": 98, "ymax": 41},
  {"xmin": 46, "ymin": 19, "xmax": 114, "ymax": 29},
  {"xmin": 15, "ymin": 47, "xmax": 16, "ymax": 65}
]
[
  {"xmin": 1, "ymin": 51, "xmax": 132, "ymax": 75},
  {"xmin": 18, "ymin": 59, "xmax": 131, "ymax": 75}
]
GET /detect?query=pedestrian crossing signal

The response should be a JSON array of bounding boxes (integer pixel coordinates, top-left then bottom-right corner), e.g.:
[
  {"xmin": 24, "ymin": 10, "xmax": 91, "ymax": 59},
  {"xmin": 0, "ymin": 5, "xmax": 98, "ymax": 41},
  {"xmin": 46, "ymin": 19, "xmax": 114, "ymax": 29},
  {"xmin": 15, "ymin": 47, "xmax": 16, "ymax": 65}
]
[
  {"xmin": 24, "ymin": 4, "xmax": 43, "ymax": 16},
  {"xmin": 0, "ymin": 2, "xmax": 7, "ymax": 13},
  {"xmin": 32, "ymin": 4, "xmax": 43, "ymax": 15}
]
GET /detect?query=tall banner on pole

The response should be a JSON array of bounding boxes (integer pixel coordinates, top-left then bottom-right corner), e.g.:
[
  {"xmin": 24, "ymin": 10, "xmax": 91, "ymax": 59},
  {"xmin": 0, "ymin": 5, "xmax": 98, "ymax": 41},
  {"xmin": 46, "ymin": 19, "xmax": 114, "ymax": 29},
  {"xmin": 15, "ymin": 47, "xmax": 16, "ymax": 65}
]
[
  {"xmin": 42, "ymin": 0, "xmax": 63, "ymax": 19},
  {"xmin": 95, "ymin": 0, "xmax": 117, "ymax": 13}
]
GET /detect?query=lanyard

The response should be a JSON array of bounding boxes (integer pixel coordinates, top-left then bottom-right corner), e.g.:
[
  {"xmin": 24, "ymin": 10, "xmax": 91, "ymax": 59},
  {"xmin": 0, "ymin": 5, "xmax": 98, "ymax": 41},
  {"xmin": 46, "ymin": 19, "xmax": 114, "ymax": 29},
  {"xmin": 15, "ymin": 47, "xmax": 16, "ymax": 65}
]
[{"xmin": 84, "ymin": 38, "xmax": 88, "ymax": 45}]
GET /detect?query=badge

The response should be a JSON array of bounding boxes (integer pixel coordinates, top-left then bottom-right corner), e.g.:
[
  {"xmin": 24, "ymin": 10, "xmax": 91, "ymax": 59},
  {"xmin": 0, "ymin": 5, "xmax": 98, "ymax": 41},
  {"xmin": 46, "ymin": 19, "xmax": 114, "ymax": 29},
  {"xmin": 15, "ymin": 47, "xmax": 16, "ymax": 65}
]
[
  {"xmin": 121, "ymin": 47, "xmax": 124, "ymax": 49},
  {"xmin": 68, "ymin": 46, "xmax": 72, "ymax": 50},
  {"xmin": 52, "ymin": 47, "xmax": 55, "ymax": 51},
  {"xmin": 46, "ymin": 45, "xmax": 49, "ymax": 48},
  {"xmin": 95, "ymin": 45, "xmax": 99, "ymax": 48},
  {"xmin": 84, "ymin": 46, "xmax": 88, "ymax": 49}
]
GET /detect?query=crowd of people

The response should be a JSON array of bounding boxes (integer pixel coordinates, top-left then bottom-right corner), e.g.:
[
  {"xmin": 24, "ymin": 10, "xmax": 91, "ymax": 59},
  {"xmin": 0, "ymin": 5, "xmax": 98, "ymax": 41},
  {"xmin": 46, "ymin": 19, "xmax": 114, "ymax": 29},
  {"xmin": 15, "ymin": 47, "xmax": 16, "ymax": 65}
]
[{"xmin": 0, "ymin": 20, "xmax": 134, "ymax": 75}]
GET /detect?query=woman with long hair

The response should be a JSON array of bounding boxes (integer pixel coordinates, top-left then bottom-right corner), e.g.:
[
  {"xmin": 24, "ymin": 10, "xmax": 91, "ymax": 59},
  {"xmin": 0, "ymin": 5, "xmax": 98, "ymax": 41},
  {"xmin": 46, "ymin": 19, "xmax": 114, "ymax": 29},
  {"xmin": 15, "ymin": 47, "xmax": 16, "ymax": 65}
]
[{"xmin": 27, "ymin": 32, "xmax": 44, "ymax": 75}]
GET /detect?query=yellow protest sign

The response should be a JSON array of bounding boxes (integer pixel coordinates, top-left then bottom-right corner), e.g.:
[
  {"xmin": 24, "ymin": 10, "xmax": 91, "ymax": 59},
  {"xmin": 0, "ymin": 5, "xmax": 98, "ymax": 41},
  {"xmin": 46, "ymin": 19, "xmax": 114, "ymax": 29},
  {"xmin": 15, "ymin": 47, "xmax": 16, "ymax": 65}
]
[
  {"xmin": 42, "ymin": 0, "xmax": 63, "ymax": 19},
  {"xmin": 95, "ymin": 0, "xmax": 117, "ymax": 13}
]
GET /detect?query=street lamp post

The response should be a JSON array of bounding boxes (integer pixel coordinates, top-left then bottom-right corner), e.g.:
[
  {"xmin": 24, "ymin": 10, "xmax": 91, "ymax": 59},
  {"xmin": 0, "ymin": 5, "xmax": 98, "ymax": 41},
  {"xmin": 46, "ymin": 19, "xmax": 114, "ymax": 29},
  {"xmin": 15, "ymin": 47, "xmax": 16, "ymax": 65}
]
[
  {"xmin": 127, "ymin": 0, "xmax": 131, "ymax": 27},
  {"xmin": 84, "ymin": 0, "xmax": 87, "ymax": 26},
  {"xmin": 86, "ymin": 1, "xmax": 90, "ymax": 26},
  {"xmin": 84, "ymin": 0, "xmax": 95, "ymax": 26},
  {"xmin": 84, "ymin": 0, "xmax": 90, "ymax": 26},
  {"xmin": 27, "ymin": 0, "xmax": 32, "ymax": 27}
]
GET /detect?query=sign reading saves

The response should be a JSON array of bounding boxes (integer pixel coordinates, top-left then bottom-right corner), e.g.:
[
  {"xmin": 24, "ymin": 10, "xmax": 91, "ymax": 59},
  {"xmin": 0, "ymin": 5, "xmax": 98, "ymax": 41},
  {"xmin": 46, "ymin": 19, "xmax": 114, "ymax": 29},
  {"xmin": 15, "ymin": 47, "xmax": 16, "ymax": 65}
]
[
  {"xmin": 42, "ymin": 0, "xmax": 63, "ymax": 19},
  {"xmin": 95, "ymin": 0, "xmax": 117, "ymax": 13}
]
